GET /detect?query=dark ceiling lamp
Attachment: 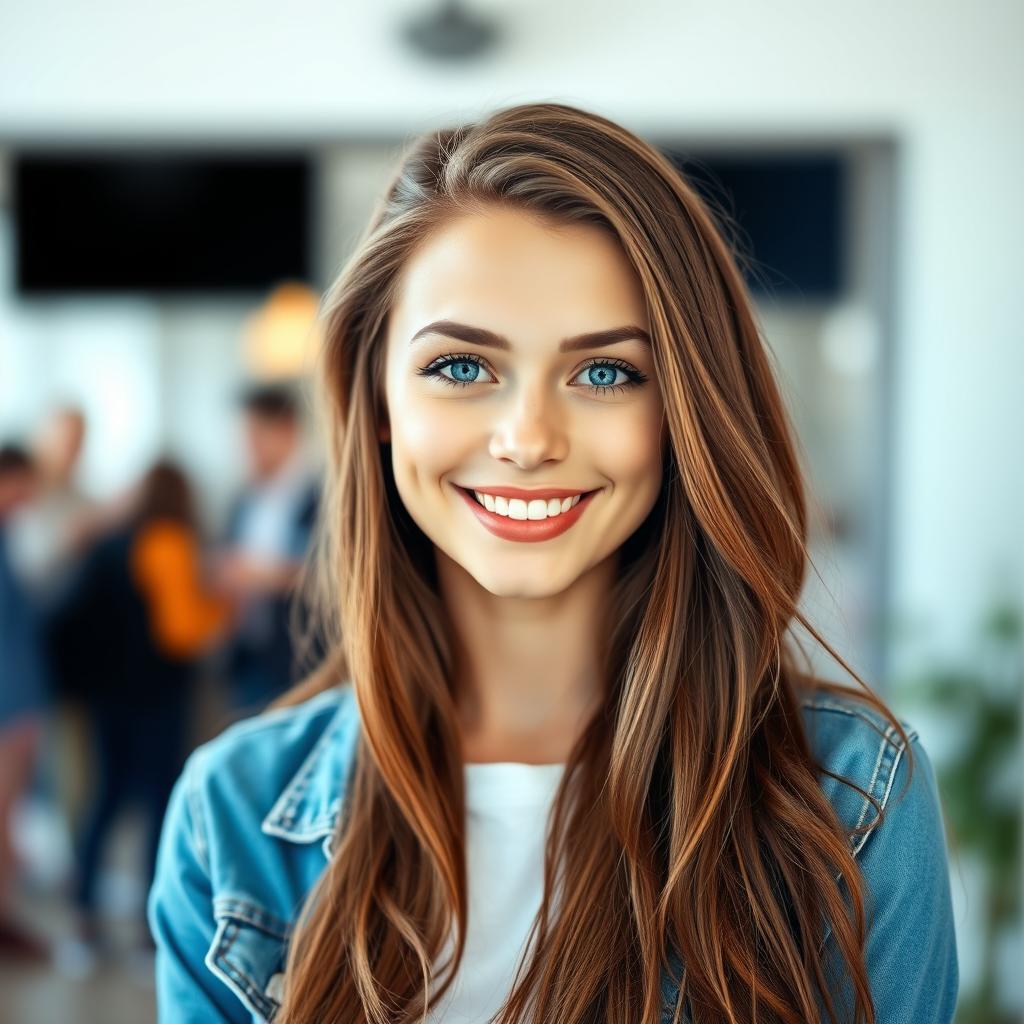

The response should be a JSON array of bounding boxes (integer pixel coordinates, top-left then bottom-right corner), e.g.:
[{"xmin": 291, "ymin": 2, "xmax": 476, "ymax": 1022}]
[{"xmin": 400, "ymin": 0, "xmax": 500, "ymax": 61}]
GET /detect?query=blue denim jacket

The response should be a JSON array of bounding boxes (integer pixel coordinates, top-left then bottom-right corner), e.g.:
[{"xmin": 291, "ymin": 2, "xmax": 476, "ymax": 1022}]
[{"xmin": 148, "ymin": 684, "xmax": 959, "ymax": 1022}]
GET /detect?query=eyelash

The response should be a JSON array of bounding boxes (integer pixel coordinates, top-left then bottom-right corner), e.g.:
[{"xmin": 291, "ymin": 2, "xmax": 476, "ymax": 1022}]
[{"xmin": 415, "ymin": 352, "xmax": 649, "ymax": 396}]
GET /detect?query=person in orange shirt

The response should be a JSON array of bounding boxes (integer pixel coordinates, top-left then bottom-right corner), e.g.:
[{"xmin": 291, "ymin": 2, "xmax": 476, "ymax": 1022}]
[
  {"xmin": 52, "ymin": 458, "xmax": 233, "ymax": 965},
  {"xmin": 130, "ymin": 466, "xmax": 234, "ymax": 664}
]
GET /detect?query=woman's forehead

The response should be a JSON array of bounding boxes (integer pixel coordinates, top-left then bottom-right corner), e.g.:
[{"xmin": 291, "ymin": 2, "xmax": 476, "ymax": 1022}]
[{"xmin": 390, "ymin": 208, "xmax": 649, "ymax": 348}]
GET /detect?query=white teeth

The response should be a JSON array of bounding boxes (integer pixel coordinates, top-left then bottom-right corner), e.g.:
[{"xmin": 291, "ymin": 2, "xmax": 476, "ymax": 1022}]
[{"xmin": 471, "ymin": 489, "xmax": 585, "ymax": 520}]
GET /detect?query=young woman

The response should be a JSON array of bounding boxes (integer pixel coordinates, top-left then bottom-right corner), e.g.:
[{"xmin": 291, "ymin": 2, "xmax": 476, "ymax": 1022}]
[{"xmin": 149, "ymin": 102, "xmax": 958, "ymax": 1024}]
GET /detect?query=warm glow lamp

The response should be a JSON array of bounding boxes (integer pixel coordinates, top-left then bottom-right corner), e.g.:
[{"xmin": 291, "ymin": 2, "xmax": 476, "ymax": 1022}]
[{"xmin": 241, "ymin": 281, "xmax": 322, "ymax": 380}]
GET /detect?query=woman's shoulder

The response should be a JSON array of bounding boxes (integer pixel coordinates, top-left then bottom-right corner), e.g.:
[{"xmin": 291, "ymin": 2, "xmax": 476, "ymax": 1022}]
[
  {"xmin": 797, "ymin": 684, "xmax": 932, "ymax": 859},
  {"xmin": 796, "ymin": 689, "xmax": 958, "ymax": 1017},
  {"xmin": 180, "ymin": 683, "xmax": 361, "ymax": 854},
  {"xmin": 150, "ymin": 682, "xmax": 363, "ymax": 1022},
  {"xmin": 194, "ymin": 683, "xmax": 357, "ymax": 762},
  {"xmin": 798, "ymin": 683, "xmax": 919, "ymax": 766},
  {"xmin": 186, "ymin": 681, "xmax": 359, "ymax": 778}
]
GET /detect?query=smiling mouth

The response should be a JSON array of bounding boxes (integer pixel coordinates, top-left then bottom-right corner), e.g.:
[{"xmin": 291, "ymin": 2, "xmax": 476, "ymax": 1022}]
[
  {"xmin": 456, "ymin": 485, "xmax": 599, "ymax": 520},
  {"xmin": 452, "ymin": 484, "xmax": 601, "ymax": 543}
]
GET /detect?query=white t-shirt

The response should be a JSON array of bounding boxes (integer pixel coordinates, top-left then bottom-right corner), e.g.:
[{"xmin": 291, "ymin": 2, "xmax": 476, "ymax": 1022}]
[{"xmin": 427, "ymin": 760, "xmax": 567, "ymax": 1024}]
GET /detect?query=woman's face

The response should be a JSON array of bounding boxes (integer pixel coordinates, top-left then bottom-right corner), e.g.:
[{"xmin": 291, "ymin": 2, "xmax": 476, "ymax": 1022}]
[{"xmin": 382, "ymin": 205, "xmax": 665, "ymax": 598}]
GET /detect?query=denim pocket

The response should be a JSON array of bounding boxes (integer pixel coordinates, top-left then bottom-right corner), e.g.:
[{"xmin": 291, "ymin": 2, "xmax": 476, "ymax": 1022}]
[{"xmin": 204, "ymin": 898, "xmax": 290, "ymax": 1022}]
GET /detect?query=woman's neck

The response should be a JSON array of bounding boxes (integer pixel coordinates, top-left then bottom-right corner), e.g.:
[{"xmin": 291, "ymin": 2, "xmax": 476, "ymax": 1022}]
[{"xmin": 439, "ymin": 549, "xmax": 615, "ymax": 764}]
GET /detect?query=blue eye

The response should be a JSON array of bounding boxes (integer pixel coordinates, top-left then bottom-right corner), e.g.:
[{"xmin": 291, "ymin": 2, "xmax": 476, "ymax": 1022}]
[
  {"xmin": 580, "ymin": 364, "xmax": 627, "ymax": 390},
  {"xmin": 416, "ymin": 353, "xmax": 648, "ymax": 395},
  {"xmin": 438, "ymin": 357, "xmax": 490, "ymax": 385}
]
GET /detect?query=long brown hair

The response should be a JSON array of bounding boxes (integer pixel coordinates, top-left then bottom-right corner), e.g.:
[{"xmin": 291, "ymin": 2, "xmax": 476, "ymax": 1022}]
[{"xmin": 276, "ymin": 102, "xmax": 912, "ymax": 1024}]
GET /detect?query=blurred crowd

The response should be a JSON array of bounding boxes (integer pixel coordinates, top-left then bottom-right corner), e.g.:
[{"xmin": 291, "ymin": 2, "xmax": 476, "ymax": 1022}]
[{"xmin": 0, "ymin": 383, "xmax": 321, "ymax": 974}]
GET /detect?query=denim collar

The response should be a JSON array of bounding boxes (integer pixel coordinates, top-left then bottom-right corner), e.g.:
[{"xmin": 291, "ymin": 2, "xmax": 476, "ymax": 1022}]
[{"xmin": 260, "ymin": 687, "xmax": 359, "ymax": 855}]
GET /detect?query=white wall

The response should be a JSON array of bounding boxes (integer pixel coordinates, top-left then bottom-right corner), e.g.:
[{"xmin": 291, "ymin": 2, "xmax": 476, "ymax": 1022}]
[{"xmin": 0, "ymin": 215, "xmax": 165, "ymax": 497}]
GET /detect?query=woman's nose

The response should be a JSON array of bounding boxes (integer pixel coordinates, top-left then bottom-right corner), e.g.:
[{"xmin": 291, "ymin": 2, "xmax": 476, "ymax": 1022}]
[{"xmin": 487, "ymin": 392, "xmax": 569, "ymax": 469}]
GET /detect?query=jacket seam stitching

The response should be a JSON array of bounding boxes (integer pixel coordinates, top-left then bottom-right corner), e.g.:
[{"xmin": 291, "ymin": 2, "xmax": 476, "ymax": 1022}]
[
  {"xmin": 204, "ymin": 918, "xmax": 280, "ymax": 1022},
  {"xmin": 851, "ymin": 731, "xmax": 888, "ymax": 857},
  {"xmin": 877, "ymin": 726, "xmax": 907, "ymax": 813},
  {"xmin": 817, "ymin": 721, "xmax": 913, "ymax": 954},
  {"xmin": 213, "ymin": 898, "xmax": 291, "ymax": 939},
  {"xmin": 853, "ymin": 728, "xmax": 888, "ymax": 835}
]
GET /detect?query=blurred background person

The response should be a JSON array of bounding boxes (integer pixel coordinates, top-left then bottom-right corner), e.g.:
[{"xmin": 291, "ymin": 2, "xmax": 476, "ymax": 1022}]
[
  {"xmin": 50, "ymin": 459, "xmax": 232, "ymax": 969},
  {"xmin": 7, "ymin": 405, "xmax": 99, "ymax": 607},
  {"xmin": 6, "ymin": 405, "xmax": 107, "ymax": 862},
  {"xmin": 0, "ymin": 444, "xmax": 49, "ymax": 961},
  {"xmin": 214, "ymin": 383, "xmax": 320, "ymax": 715}
]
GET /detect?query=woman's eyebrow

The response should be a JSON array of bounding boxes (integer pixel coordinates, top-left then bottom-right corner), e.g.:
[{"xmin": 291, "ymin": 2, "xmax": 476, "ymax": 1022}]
[{"xmin": 409, "ymin": 320, "xmax": 651, "ymax": 352}]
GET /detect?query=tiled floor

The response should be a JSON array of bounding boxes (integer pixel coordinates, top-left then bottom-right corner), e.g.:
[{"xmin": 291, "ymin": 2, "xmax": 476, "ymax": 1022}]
[
  {"xmin": 1, "ymin": 689, "xmax": 237, "ymax": 1023},
  {"xmin": 1, "ymin": 822, "xmax": 157, "ymax": 1024},
  {"xmin": 0, "ymin": 955, "xmax": 155, "ymax": 1024}
]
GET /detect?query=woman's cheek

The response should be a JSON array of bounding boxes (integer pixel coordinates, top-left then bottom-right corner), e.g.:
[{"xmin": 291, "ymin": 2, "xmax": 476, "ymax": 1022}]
[
  {"xmin": 586, "ymin": 401, "xmax": 662, "ymax": 479},
  {"xmin": 393, "ymin": 395, "xmax": 474, "ymax": 488}
]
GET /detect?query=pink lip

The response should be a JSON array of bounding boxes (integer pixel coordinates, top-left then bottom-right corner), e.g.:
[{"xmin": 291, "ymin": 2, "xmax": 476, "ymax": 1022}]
[{"xmin": 454, "ymin": 485, "xmax": 599, "ymax": 543}]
